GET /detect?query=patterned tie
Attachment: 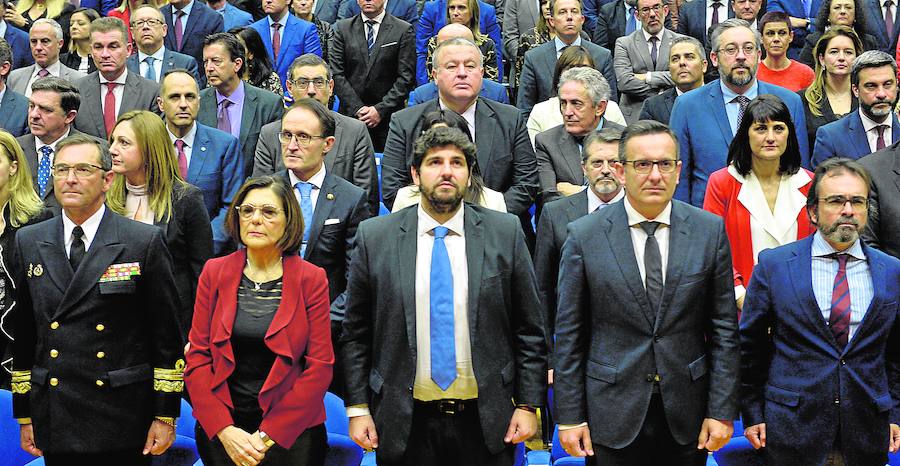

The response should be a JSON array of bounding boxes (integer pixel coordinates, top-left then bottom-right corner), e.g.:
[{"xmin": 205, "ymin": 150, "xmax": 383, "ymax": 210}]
[
  {"xmin": 430, "ymin": 226, "xmax": 456, "ymax": 390},
  {"xmin": 732, "ymin": 95, "xmax": 750, "ymax": 130},
  {"xmin": 711, "ymin": 1, "xmax": 723, "ymax": 27},
  {"xmin": 174, "ymin": 9, "xmax": 185, "ymax": 50},
  {"xmin": 649, "ymin": 36, "xmax": 659, "ymax": 68},
  {"xmin": 886, "ymin": 0, "xmax": 895, "ymax": 36},
  {"xmin": 143, "ymin": 56, "xmax": 156, "ymax": 81},
  {"xmin": 295, "ymin": 181, "xmax": 314, "ymax": 257},
  {"xmin": 829, "ymin": 254, "xmax": 852, "ymax": 348},
  {"xmin": 876, "ymin": 124, "xmax": 888, "ymax": 150},
  {"xmin": 625, "ymin": 7, "xmax": 637, "ymax": 34},
  {"xmin": 103, "ymin": 82, "xmax": 117, "ymax": 137},
  {"xmin": 272, "ymin": 22, "xmax": 282, "ymax": 62},
  {"xmin": 37, "ymin": 146, "xmax": 52, "ymax": 198},
  {"xmin": 641, "ymin": 221, "xmax": 664, "ymax": 313},
  {"xmin": 217, "ymin": 99, "xmax": 233, "ymax": 135},
  {"xmin": 69, "ymin": 226, "xmax": 85, "ymax": 271},
  {"xmin": 174, "ymin": 139, "xmax": 188, "ymax": 178},
  {"xmin": 36, "ymin": 68, "xmax": 50, "ymax": 78},
  {"xmin": 365, "ymin": 20, "xmax": 376, "ymax": 52}
]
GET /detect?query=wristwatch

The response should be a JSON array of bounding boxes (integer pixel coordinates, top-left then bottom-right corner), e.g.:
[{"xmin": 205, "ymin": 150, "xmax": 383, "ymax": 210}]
[{"xmin": 259, "ymin": 431, "xmax": 276, "ymax": 448}]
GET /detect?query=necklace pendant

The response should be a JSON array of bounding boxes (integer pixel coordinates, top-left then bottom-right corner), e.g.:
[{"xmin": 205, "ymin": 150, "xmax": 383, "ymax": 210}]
[{"xmin": 254, "ymin": 282, "xmax": 261, "ymax": 291}]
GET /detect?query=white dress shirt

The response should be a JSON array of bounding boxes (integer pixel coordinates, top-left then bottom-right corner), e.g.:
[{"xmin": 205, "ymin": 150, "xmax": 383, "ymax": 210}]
[
  {"xmin": 167, "ymin": 122, "xmax": 197, "ymax": 169},
  {"xmin": 361, "ymin": 8, "xmax": 387, "ymax": 43},
  {"xmin": 624, "ymin": 196, "xmax": 672, "ymax": 285},
  {"xmin": 289, "ymin": 163, "xmax": 326, "ymax": 211},
  {"xmin": 268, "ymin": 10, "xmax": 289, "ymax": 45},
  {"xmin": 25, "ymin": 61, "xmax": 62, "ymax": 97},
  {"xmin": 63, "ymin": 204, "xmax": 106, "ymax": 256},
  {"xmin": 100, "ymin": 69, "xmax": 129, "ymax": 119},
  {"xmin": 138, "ymin": 47, "xmax": 166, "ymax": 82},
  {"xmin": 706, "ymin": 0, "xmax": 726, "ymax": 32},
  {"xmin": 858, "ymin": 108, "xmax": 893, "ymax": 152},
  {"xmin": 439, "ymin": 98, "xmax": 477, "ymax": 142},
  {"xmin": 641, "ymin": 28, "xmax": 664, "ymax": 78}
]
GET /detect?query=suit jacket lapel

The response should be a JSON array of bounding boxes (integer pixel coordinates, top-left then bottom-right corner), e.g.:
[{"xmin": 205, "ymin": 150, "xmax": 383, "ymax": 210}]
[
  {"xmin": 188, "ymin": 125, "xmax": 213, "ymax": 183},
  {"xmin": 120, "ymin": 73, "xmax": 140, "ymax": 121},
  {"xmin": 633, "ymin": 32, "xmax": 654, "ymax": 72},
  {"xmin": 655, "ymin": 203, "xmax": 693, "ymax": 330},
  {"xmin": 240, "ymin": 88, "xmax": 258, "ymax": 149},
  {"xmin": 303, "ymin": 174, "xmax": 337, "ymax": 259},
  {"xmin": 181, "ymin": 9, "xmax": 201, "ymax": 50},
  {"xmin": 397, "ymin": 208, "xmax": 419, "ymax": 356},
  {"xmin": 474, "ymin": 99, "xmax": 496, "ymax": 175},
  {"xmin": 564, "ymin": 191, "xmax": 588, "ymax": 222},
  {"xmin": 664, "ymin": 88, "xmax": 676, "ymax": 115},
  {"xmin": 366, "ymin": 17, "xmax": 394, "ymax": 76},
  {"xmin": 560, "ymin": 130, "xmax": 583, "ymax": 182},
  {"xmin": 788, "ymin": 238, "xmax": 842, "ymax": 353},
  {"xmin": 848, "ymin": 112, "xmax": 871, "ymax": 155},
  {"xmin": 708, "ymin": 84, "xmax": 733, "ymax": 141},
  {"xmin": 890, "ymin": 114, "xmax": 900, "ymax": 142},
  {"xmin": 464, "ymin": 206, "xmax": 484, "ymax": 347},
  {"xmin": 845, "ymin": 245, "xmax": 886, "ymax": 351},
  {"xmin": 36, "ymin": 217, "xmax": 72, "ymax": 296},
  {"xmin": 277, "ymin": 17, "xmax": 299, "ymax": 71},
  {"xmin": 605, "ymin": 204, "xmax": 655, "ymax": 328},
  {"xmin": 0, "ymin": 92, "xmax": 12, "ymax": 129},
  {"xmin": 893, "ymin": 148, "xmax": 900, "ymax": 194},
  {"xmin": 657, "ymin": 30, "xmax": 675, "ymax": 72}
]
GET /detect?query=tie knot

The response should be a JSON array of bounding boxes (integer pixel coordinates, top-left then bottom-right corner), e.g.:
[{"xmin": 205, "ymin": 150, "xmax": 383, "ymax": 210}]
[
  {"xmin": 877, "ymin": 124, "xmax": 889, "ymax": 135},
  {"xmin": 37, "ymin": 68, "xmax": 50, "ymax": 78},
  {"xmin": 433, "ymin": 226, "xmax": 449, "ymax": 239},
  {"xmin": 712, "ymin": 1, "xmax": 722, "ymax": 6},
  {"xmin": 366, "ymin": 19, "xmax": 377, "ymax": 26},
  {"xmin": 831, "ymin": 253, "xmax": 851, "ymax": 268},
  {"xmin": 295, "ymin": 181, "xmax": 313, "ymax": 197},
  {"xmin": 272, "ymin": 22, "xmax": 281, "ymax": 30},
  {"xmin": 39, "ymin": 145, "xmax": 53, "ymax": 157},
  {"xmin": 174, "ymin": 139, "xmax": 185, "ymax": 150},
  {"xmin": 649, "ymin": 36, "xmax": 659, "ymax": 43},
  {"xmin": 220, "ymin": 98, "xmax": 232, "ymax": 109},
  {"xmin": 640, "ymin": 221, "xmax": 660, "ymax": 236},
  {"xmin": 106, "ymin": 82, "xmax": 117, "ymax": 92},
  {"xmin": 886, "ymin": 0, "xmax": 893, "ymax": 6},
  {"xmin": 72, "ymin": 225, "xmax": 84, "ymax": 240},
  {"xmin": 732, "ymin": 95, "xmax": 750, "ymax": 105},
  {"xmin": 175, "ymin": 9, "xmax": 185, "ymax": 17},
  {"xmin": 144, "ymin": 56, "xmax": 154, "ymax": 64}
]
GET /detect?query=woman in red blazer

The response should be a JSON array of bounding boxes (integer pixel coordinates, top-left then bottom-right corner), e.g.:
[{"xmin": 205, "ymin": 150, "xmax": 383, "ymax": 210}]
[
  {"xmin": 185, "ymin": 176, "xmax": 333, "ymax": 466},
  {"xmin": 704, "ymin": 95, "xmax": 816, "ymax": 312}
]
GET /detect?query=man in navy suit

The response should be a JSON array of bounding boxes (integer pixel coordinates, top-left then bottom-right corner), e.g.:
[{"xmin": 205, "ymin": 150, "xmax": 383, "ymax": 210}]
[
  {"xmin": 208, "ymin": 0, "xmax": 254, "ymax": 30},
  {"xmin": 250, "ymin": 0, "xmax": 322, "ymax": 89},
  {"xmin": 592, "ymin": 0, "xmax": 632, "ymax": 53},
  {"xmin": 278, "ymin": 97, "xmax": 369, "ymax": 397},
  {"xmin": 813, "ymin": 50, "xmax": 900, "ymax": 167},
  {"xmin": 676, "ymin": 0, "xmax": 735, "ymax": 49},
  {"xmin": 669, "ymin": 18, "xmax": 809, "ymax": 207},
  {"xmin": 517, "ymin": 0, "xmax": 617, "ymax": 118},
  {"xmin": 415, "ymin": 0, "xmax": 502, "ymax": 85},
  {"xmin": 159, "ymin": 69, "xmax": 243, "ymax": 255},
  {"xmin": 339, "ymin": 0, "xmax": 418, "ymax": 24},
  {"xmin": 126, "ymin": 7, "xmax": 201, "ymax": 85},
  {"xmin": 163, "ymin": 0, "xmax": 224, "ymax": 82},
  {"xmin": 0, "ymin": 2, "xmax": 33, "ymax": 70},
  {"xmin": 0, "ymin": 39, "xmax": 28, "ymax": 137},
  {"xmin": 740, "ymin": 157, "xmax": 900, "ymax": 465},
  {"xmin": 865, "ymin": 0, "xmax": 900, "ymax": 52}
]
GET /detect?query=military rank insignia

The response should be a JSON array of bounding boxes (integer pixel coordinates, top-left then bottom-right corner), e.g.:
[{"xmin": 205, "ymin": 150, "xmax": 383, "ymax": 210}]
[{"xmin": 99, "ymin": 262, "xmax": 142, "ymax": 282}]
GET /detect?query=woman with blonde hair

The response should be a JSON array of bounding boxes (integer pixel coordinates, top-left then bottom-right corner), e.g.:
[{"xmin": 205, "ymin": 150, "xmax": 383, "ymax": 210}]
[
  {"xmin": 0, "ymin": 130, "xmax": 51, "ymax": 385},
  {"xmin": 4, "ymin": 0, "xmax": 75, "ymax": 47},
  {"xmin": 106, "ymin": 110, "xmax": 213, "ymax": 337},
  {"xmin": 423, "ymin": 0, "xmax": 502, "ymax": 83}
]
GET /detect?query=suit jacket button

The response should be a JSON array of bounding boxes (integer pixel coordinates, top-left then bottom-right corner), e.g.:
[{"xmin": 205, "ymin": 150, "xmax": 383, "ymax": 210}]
[
  {"xmin": 49, "ymin": 349, "xmax": 58, "ymax": 358},
  {"xmin": 840, "ymin": 359, "xmax": 846, "ymax": 365},
  {"xmin": 96, "ymin": 324, "xmax": 105, "ymax": 332},
  {"xmin": 49, "ymin": 377, "xmax": 58, "ymax": 387},
  {"xmin": 834, "ymin": 396, "xmax": 840, "ymax": 404},
  {"xmin": 96, "ymin": 380, "xmax": 104, "ymax": 387},
  {"xmin": 50, "ymin": 322, "xmax": 59, "ymax": 330},
  {"xmin": 96, "ymin": 351, "xmax": 105, "ymax": 359}
]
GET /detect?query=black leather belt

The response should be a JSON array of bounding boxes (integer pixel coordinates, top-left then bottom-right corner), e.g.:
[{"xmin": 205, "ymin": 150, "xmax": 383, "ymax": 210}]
[{"xmin": 415, "ymin": 398, "xmax": 476, "ymax": 415}]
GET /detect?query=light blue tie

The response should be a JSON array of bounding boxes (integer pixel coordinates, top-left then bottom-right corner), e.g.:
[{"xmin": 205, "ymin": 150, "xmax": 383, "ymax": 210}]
[
  {"xmin": 295, "ymin": 181, "xmax": 314, "ymax": 256},
  {"xmin": 626, "ymin": 6, "xmax": 637, "ymax": 34},
  {"xmin": 430, "ymin": 226, "xmax": 456, "ymax": 390},
  {"xmin": 143, "ymin": 56, "xmax": 156, "ymax": 81},
  {"xmin": 37, "ymin": 146, "xmax": 52, "ymax": 198}
]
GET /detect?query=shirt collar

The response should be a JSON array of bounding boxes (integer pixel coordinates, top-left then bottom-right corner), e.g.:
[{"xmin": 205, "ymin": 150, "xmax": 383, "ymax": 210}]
[
  {"xmin": 217, "ymin": 79, "xmax": 244, "ymax": 101},
  {"xmin": 438, "ymin": 98, "xmax": 477, "ymax": 129},
  {"xmin": 167, "ymin": 121, "xmax": 197, "ymax": 147},
  {"xmin": 554, "ymin": 35, "xmax": 582, "ymax": 54},
  {"xmin": 726, "ymin": 164, "xmax": 812, "ymax": 190},
  {"xmin": 811, "ymin": 230, "xmax": 866, "ymax": 260},
  {"xmin": 35, "ymin": 61, "xmax": 62, "ymax": 78},
  {"xmin": 100, "ymin": 68, "xmax": 128, "ymax": 85},
  {"xmin": 623, "ymin": 195, "xmax": 672, "ymax": 227},
  {"xmin": 288, "ymin": 163, "xmax": 326, "ymax": 188},
  {"xmin": 138, "ymin": 46, "xmax": 166, "ymax": 63},
  {"xmin": 858, "ymin": 108, "xmax": 891, "ymax": 131},
  {"xmin": 641, "ymin": 28, "xmax": 662, "ymax": 42},
  {"xmin": 36, "ymin": 127, "xmax": 71, "ymax": 150},
  {"xmin": 587, "ymin": 186, "xmax": 625, "ymax": 212},
  {"xmin": 417, "ymin": 202, "xmax": 465, "ymax": 237},
  {"xmin": 362, "ymin": 7, "xmax": 387, "ymax": 24},
  {"xmin": 720, "ymin": 78, "xmax": 758, "ymax": 102},
  {"xmin": 62, "ymin": 204, "xmax": 106, "ymax": 245},
  {"xmin": 173, "ymin": 0, "xmax": 194, "ymax": 17}
]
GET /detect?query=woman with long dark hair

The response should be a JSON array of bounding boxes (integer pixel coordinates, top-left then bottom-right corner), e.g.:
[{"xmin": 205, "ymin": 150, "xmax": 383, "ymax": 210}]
[
  {"xmin": 230, "ymin": 27, "xmax": 285, "ymax": 96},
  {"xmin": 59, "ymin": 7, "xmax": 99, "ymax": 74}
]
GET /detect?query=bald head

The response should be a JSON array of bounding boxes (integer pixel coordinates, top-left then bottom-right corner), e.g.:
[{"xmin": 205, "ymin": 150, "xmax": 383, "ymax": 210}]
[{"xmin": 436, "ymin": 23, "xmax": 475, "ymax": 44}]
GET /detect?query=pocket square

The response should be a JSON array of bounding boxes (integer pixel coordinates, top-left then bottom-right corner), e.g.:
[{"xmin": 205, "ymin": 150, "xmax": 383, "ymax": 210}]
[
  {"xmin": 381, "ymin": 41, "xmax": 398, "ymax": 47},
  {"xmin": 324, "ymin": 218, "xmax": 341, "ymax": 225},
  {"xmin": 99, "ymin": 262, "xmax": 141, "ymax": 282}
]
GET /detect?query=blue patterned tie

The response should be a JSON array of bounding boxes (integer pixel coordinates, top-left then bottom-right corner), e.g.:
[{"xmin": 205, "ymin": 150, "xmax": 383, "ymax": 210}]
[
  {"xmin": 37, "ymin": 146, "xmax": 52, "ymax": 198},
  {"xmin": 430, "ymin": 226, "xmax": 456, "ymax": 390},
  {"xmin": 295, "ymin": 181, "xmax": 314, "ymax": 257},
  {"xmin": 143, "ymin": 56, "xmax": 156, "ymax": 81}
]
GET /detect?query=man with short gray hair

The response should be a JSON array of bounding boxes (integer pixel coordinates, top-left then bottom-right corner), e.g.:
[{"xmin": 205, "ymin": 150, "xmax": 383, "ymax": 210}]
[
  {"xmin": 812, "ymin": 50, "xmax": 900, "ymax": 167},
  {"xmin": 7, "ymin": 19, "xmax": 85, "ymax": 96},
  {"xmin": 535, "ymin": 67, "xmax": 623, "ymax": 203},
  {"xmin": 669, "ymin": 18, "xmax": 809, "ymax": 206}
]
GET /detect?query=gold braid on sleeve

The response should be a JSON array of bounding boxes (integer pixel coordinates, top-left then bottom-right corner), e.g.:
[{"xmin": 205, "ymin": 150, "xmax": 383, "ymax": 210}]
[
  {"xmin": 11, "ymin": 370, "xmax": 31, "ymax": 394},
  {"xmin": 153, "ymin": 359, "xmax": 185, "ymax": 393}
]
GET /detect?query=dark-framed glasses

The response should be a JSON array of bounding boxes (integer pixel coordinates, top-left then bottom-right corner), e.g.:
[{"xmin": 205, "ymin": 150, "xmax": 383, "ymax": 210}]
[
  {"xmin": 235, "ymin": 204, "xmax": 284, "ymax": 220},
  {"xmin": 819, "ymin": 195, "xmax": 868, "ymax": 211},
  {"xmin": 621, "ymin": 159, "xmax": 679, "ymax": 174},
  {"xmin": 278, "ymin": 131, "xmax": 324, "ymax": 146},
  {"xmin": 52, "ymin": 163, "xmax": 104, "ymax": 178},
  {"xmin": 131, "ymin": 19, "xmax": 163, "ymax": 28},
  {"xmin": 289, "ymin": 77, "xmax": 328, "ymax": 89}
]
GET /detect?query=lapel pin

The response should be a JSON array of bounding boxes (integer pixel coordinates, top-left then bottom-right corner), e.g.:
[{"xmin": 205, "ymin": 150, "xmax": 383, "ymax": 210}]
[
  {"xmin": 326, "ymin": 193, "xmax": 335, "ymax": 200},
  {"xmin": 33, "ymin": 264, "xmax": 44, "ymax": 277},
  {"xmin": 200, "ymin": 147, "xmax": 207, "ymax": 152}
]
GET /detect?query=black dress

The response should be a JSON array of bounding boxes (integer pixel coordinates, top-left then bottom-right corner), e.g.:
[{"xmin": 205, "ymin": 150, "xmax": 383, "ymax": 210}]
[
  {"xmin": 798, "ymin": 88, "xmax": 859, "ymax": 151},
  {"xmin": 59, "ymin": 51, "xmax": 97, "ymax": 74}
]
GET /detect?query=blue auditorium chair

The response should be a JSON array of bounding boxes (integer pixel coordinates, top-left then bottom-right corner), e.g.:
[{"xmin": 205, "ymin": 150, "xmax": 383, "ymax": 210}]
[
  {"xmin": 324, "ymin": 391, "xmax": 364, "ymax": 466},
  {"xmin": 0, "ymin": 390, "xmax": 38, "ymax": 466}
]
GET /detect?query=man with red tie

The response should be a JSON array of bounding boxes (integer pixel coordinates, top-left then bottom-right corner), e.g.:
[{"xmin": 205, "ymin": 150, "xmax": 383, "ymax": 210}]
[
  {"xmin": 740, "ymin": 157, "xmax": 900, "ymax": 465},
  {"xmin": 73, "ymin": 17, "xmax": 160, "ymax": 140}
]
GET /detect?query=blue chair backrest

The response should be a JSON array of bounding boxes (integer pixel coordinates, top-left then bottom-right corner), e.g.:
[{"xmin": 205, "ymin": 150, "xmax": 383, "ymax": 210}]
[
  {"xmin": 177, "ymin": 399, "xmax": 197, "ymax": 439},
  {"xmin": 0, "ymin": 390, "xmax": 38, "ymax": 466},
  {"xmin": 324, "ymin": 391, "xmax": 350, "ymax": 435}
]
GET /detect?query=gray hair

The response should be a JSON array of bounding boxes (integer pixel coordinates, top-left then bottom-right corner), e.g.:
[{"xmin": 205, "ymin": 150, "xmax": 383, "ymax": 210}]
[
  {"xmin": 850, "ymin": 50, "xmax": 898, "ymax": 86},
  {"xmin": 0, "ymin": 39, "xmax": 11, "ymax": 77},
  {"xmin": 668, "ymin": 35, "xmax": 705, "ymax": 61},
  {"xmin": 557, "ymin": 66, "xmax": 611, "ymax": 106},
  {"xmin": 709, "ymin": 18, "xmax": 761, "ymax": 53},
  {"xmin": 31, "ymin": 76, "xmax": 81, "ymax": 113},
  {"xmin": 289, "ymin": 53, "xmax": 333, "ymax": 81},
  {"xmin": 433, "ymin": 37, "xmax": 484, "ymax": 69},
  {"xmin": 32, "ymin": 18, "xmax": 65, "ymax": 42},
  {"xmin": 582, "ymin": 127, "xmax": 623, "ymax": 162}
]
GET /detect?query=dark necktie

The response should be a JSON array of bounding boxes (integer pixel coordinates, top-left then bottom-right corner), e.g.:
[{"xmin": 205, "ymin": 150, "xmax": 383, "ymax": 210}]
[
  {"xmin": 69, "ymin": 226, "xmax": 85, "ymax": 271},
  {"xmin": 649, "ymin": 36, "xmax": 659, "ymax": 69},
  {"xmin": 272, "ymin": 22, "xmax": 282, "ymax": 62},
  {"xmin": 217, "ymin": 99, "xmax": 233, "ymax": 135},
  {"xmin": 366, "ymin": 20, "xmax": 376, "ymax": 52},
  {"xmin": 37, "ymin": 146, "xmax": 52, "ymax": 198},
  {"xmin": 641, "ymin": 221, "xmax": 664, "ymax": 313},
  {"xmin": 886, "ymin": 0, "xmax": 895, "ymax": 36},
  {"xmin": 829, "ymin": 254, "xmax": 851, "ymax": 348},
  {"xmin": 103, "ymin": 82, "xmax": 117, "ymax": 137},
  {"xmin": 876, "ymin": 124, "xmax": 888, "ymax": 150},
  {"xmin": 174, "ymin": 10, "xmax": 185, "ymax": 50},
  {"xmin": 732, "ymin": 95, "xmax": 750, "ymax": 130},
  {"xmin": 711, "ymin": 1, "xmax": 722, "ymax": 27},
  {"xmin": 430, "ymin": 226, "xmax": 456, "ymax": 390}
]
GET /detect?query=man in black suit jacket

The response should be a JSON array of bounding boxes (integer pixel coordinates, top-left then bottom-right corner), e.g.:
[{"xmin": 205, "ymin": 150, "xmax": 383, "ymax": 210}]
[
  {"xmin": 342, "ymin": 126, "xmax": 547, "ymax": 465},
  {"xmin": 163, "ymin": 0, "xmax": 224, "ymax": 81},
  {"xmin": 554, "ymin": 121, "xmax": 739, "ymax": 465},
  {"xmin": 10, "ymin": 134, "xmax": 184, "ymax": 464},
  {"xmin": 638, "ymin": 35, "xmax": 707, "ymax": 124},
  {"xmin": 861, "ymin": 143, "xmax": 900, "ymax": 259},
  {"xmin": 381, "ymin": 38, "xmax": 539, "ymax": 224},
  {"xmin": 676, "ymin": 0, "xmax": 735, "ymax": 49},
  {"xmin": 330, "ymin": 0, "xmax": 416, "ymax": 151},
  {"xmin": 592, "ymin": 0, "xmax": 631, "ymax": 52},
  {"xmin": 278, "ymin": 98, "xmax": 370, "ymax": 396}
]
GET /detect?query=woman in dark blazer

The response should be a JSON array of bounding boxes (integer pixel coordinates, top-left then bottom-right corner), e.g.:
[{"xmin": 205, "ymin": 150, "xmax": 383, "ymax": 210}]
[
  {"xmin": 185, "ymin": 176, "xmax": 332, "ymax": 466},
  {"xmin": 797, "ymin": 0, "xmax": 877, "ymax": 68},
  {"xmin": 105, "ymin": 110, "xmax": 213, "ymax": 337},
  {"xmin": 60, "ymin": 7, "xmax": 99, "ymax": 74}
]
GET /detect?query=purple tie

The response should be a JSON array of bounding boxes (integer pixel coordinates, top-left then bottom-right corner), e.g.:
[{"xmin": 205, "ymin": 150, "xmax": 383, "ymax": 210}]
[
  {"xmin": 829, "ymin": 254, "xmax": 851, "ymax": 348},
  {"xmin": 877, "ymin": 125, "xmax": 888, "ymax": 150},
  {"xmin": 175, "ymin": 139, "xmax": 188, "ymax": 178},
  {"xmin": 218, "ymin": 99, "xmax": 233, "ymax": 136},
  {"xmin": 37, "ymin": 68, "xmax": 50, "ymax": 78},
  {"xmin": 174, "ymin": 10, "xmax": 185, "ymax": 51}
]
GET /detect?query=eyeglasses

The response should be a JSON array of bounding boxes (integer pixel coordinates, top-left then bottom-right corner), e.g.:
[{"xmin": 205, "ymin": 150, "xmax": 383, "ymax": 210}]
[
  {"xmin": 716, "ymin": 43, "xmax": 758, "ymax": 56},
  {"xmin": 621, "ymin": 159, "xmax": 679, "ymax": 174},
  {"xmin": 586, "ymin": 159, "xmax": 617, "ymax": 169},
  {"xmin": 278, "ymin": 131, "xmax": 325, "ymax": 146},
  {"xmin": 131, "ymin": 19, "xmax": 163, "ymax": 28},
  {"xmin": 289, "ymin": 77, "xmax": 328, "ymax": 89},
  {"xmin": 52, "ymin": 163, "xmax": 105, "ymax": 178},
  {"xmin": 819, "ymin": 195, "xmax": 868, "ymax": 210},
  {"xmin": 639, "ymin": 4, "xmax": 663, "ymax": 14},
  {"xmin": 235, "ymin": 204, "xmax": 284, "ymax": 220}
]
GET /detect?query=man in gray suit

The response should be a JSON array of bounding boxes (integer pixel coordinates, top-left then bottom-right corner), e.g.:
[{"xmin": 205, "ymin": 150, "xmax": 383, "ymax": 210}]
[
  {"xmin": 501, "ymin": 0, "xmax": 540, "ymax": 66},
  {"xmin": 7, "ymin": 19, "xmax": 85, "ymax": 96},
  {"xmin": 860, "ymin": 143, "xmax": 900, "ymax": 259},
  {"xmin": 342, "ymin": 126, "xmax": 547, "ymax": 465},
  {"xmin": 125, "ymin": 6, "xmax": 201, "ymax": 85},
  {"xmin": 197, "ymin": 32, "xmax": 283, "ymax": 177},
  {"xmin": 73, "ymin": 17, "xmax": 160, "ymax": 140},
  {"xmin": 253, "ymin": 54, "xmax": 379, "ymax": 216},
  {"xmin": 516, "ymin": 0, "xmax": 617, "ymax": 118},
  {"xmin": 614, "ymin": 0, "xmax": 682, "ymax": 123},
  {"xmin": 554, "ymin": 120, "xmax": 739, "ymax": 465},
  {"xmin": 534, "ymin": 67, "xmax": 623, "ymax": 204}
]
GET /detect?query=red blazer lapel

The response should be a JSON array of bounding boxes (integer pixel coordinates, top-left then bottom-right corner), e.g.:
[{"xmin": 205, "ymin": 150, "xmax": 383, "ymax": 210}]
[
  {"xmin": 259, "ymin": 255, "xmax": 305, "ymax": 413},
  {"xmin": 210, "ymin": 250, "xmax": 245, "ymax": 401}
]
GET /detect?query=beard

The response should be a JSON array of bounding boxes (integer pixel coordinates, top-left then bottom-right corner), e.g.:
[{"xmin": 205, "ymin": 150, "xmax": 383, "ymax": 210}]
[
  {"xmin": 592, "ymin": 176, "xmax": 620, "ymax": 195},
  {"xmin": 421, "ymin": 182, "xmax": 465, "ymax": 214},
  {"xmin": 724, "ymin": 65, "xmax": 754, "ymax": 87},
  {"xmin": 821, "ymin": 218, "xmax": 862, "ymax": 244}
]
